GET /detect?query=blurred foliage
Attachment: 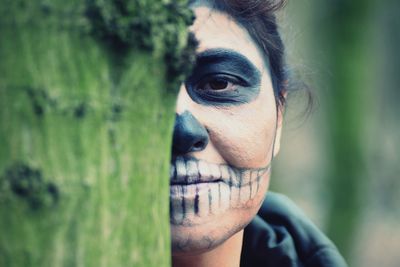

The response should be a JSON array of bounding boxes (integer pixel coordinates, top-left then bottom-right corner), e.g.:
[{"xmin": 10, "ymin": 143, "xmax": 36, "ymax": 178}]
[
  {"xmin": 274, "ymin": 0, "xmax": 400, "ymax": 266},
  {"xmin": 314, "ymin": 0, "xmax": 375, "ymax": 259}
]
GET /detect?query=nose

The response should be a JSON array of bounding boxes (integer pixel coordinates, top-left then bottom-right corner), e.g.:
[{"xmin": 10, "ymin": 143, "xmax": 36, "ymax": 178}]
[{"xmin": 172, "ymin": 111, "xmax": 209, "ymax": 155}]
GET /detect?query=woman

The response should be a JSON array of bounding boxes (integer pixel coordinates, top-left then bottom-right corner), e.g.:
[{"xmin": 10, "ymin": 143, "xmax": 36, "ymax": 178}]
[{"xmin": 170, "ymin": 0, "xmax": 347, "ymax": 266}]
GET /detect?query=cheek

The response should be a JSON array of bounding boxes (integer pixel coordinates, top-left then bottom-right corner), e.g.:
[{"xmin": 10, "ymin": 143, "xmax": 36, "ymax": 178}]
[{"xmin": 204, "ymin": 98, "xmax": 277, "ymax": 168}]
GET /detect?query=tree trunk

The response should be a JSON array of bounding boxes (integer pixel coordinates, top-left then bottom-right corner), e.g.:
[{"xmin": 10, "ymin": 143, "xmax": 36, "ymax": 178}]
[{"xmin": 0, "ymin": 1, "xmax": 193, "ymax": 266}]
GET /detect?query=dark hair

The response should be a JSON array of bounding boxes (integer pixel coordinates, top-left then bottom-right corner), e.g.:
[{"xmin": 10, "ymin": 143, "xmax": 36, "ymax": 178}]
[{"xmin": 191, "ymin": 0, "xmax": 312, "ymax": 110}]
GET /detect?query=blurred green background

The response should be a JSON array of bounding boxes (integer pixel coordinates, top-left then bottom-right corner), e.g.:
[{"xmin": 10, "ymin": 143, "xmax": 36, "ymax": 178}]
[{"xmin": 272, "ymin": 0, "xmax": 400, "ymax": 266}]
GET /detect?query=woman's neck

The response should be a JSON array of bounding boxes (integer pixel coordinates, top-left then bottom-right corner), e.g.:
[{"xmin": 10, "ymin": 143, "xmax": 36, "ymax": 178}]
[{"xmin": 172, "ymin": 230, "xmax": 244, "ymax": 267}]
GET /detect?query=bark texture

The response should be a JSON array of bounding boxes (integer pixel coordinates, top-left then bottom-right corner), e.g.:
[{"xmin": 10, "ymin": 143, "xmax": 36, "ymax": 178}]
[{"xmin": 0, "ymin": 0, "xmax": 194, "ymax": 266}]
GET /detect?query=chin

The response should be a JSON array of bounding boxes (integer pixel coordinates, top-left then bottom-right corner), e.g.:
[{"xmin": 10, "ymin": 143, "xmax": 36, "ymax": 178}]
[{"xmin": 171, "ymin": 212, "xmax": 249, "ymax": 255}]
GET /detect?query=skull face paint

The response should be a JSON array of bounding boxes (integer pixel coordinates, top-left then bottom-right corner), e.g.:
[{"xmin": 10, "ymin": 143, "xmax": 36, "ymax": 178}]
[
  {"xmin": 170, "ymin": 156, "xmax": 270, "ymax": 226},
  {"xmin": 170, "ymin": 5, "xmax": 284, "ymax": 254}
]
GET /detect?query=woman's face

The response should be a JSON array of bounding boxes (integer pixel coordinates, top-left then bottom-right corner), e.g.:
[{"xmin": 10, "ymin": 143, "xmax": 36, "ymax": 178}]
[{"xmin": 170, "ymin": 3, "xmax": 283, "ymax": 254}]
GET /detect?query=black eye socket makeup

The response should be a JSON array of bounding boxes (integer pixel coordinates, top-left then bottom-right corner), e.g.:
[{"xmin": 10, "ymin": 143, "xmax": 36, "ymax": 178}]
[{"xmin": 185, "ymin": 48, "xmax": 262, "ymax": 106}]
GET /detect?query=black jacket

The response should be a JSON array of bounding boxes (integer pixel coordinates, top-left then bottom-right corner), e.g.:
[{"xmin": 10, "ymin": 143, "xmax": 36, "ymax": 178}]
[{"xmin": 240, "ymin": 192, "xmax": 348, "ymax": 267}]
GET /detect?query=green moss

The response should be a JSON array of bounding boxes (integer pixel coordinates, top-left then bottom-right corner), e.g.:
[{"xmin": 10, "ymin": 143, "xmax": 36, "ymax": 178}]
[
  {"xmin": 85, "ymin": 0, "xmax": 197, "ymax": 91},
  {"xmin": 1, "ymin": 162, "xmax": 59, "ymax": 210}
]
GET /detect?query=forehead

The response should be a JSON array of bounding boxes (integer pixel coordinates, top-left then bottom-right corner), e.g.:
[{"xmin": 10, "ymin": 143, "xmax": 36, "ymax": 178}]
[{"xmin": 190, "ymin": 6, "xmax": 266, "ymax": 72}]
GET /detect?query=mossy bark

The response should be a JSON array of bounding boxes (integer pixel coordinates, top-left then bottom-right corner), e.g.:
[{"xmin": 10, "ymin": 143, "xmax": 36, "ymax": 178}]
[{"xmin": 0, "ymin": 0, "xmax": 193, "ymax": 266}]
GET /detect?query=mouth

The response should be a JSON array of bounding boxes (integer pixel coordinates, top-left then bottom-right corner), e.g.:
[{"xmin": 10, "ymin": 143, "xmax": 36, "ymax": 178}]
[
  {"xmin": 170, "ymin": 156, "xmax": 270, "ymax": 187},
  {"xmin": 169, "ymin": 156, "xmax": 271, "ymax": 225}
]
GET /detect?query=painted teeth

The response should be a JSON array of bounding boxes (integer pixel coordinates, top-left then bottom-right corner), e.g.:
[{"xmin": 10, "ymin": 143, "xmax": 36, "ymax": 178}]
[
  {"xmin": 170, "ymin": 186, "xmax": 184, "ymax": 224},
  {"xmin": 219, "ymin": 165, "xmax": 230, "ymax": 184},
  {"xmin": 250, "ymin": 171, "xmax": 257, "ymax": 199},
  {"xmin": 241, "ymin": 170, "xmax": 251, "ymax": 186},
  {"xmin": 209, "ymin": 163, "xmax": 221, "ymax": 180},
  {"xmin": 186, "ymin": 160, "xmax": 198, "ymax": 184},
  {"xmin": 175, "ymin": 156, "xmax": 187, "ymax": 181},
  {"xmin": 170, "ymin": 160, "xmax": 272, "ymax": 225},
  {"xmin": 198, "ymin": 160, "xmax": 210, "ymax": 179},
  {"xmin": 228, "ymin": 167, "xmax": 240, "ymax": 186},
  {"xmin": 220, "ymin": 183, "xmax": 230, "ymax": 212},
  {"xmin": 240, "ymin": 179, "xmax": 251, "ymax": 203},
  {"xmin": 197, "ymin": 184, "xmax": 210, "ymax": 218},
  {"xmin": 170, "ymin": 158, "xmax": 271, "ymax": 187},
  {"xmin": 209, "ymin": 183, "xmax": 220, "ymax": 214}
]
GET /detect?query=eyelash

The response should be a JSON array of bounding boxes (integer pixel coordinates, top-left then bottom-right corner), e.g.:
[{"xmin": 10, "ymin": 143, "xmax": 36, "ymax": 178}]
[{"xmin": 194, "ymin": 74, "xmax": 244, "ymax": 92}]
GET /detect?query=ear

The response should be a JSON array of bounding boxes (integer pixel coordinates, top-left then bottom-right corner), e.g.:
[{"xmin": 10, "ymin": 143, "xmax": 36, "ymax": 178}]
[
  {"xmin": 272, "ymin": 92, "xmax": 286, "ymax": 157},
  {"xmin": 272, "ymin": 106, "xmax": 284, "ymax": 157}
]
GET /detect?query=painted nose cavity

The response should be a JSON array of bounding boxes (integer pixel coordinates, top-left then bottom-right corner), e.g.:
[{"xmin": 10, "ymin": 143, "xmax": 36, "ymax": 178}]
[{"xmin": 172, "ymin": 111, "xmax": 209, "ymax": 155}]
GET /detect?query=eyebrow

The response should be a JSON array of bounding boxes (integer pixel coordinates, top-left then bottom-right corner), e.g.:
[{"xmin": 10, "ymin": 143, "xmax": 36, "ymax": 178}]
[
  {"xmin": 191, "ymin": 48, "xmax": 261, "ymax": 85},
  {"xmin": 196, "ymin": 48, "xmax": 260, "ymax": 72}
]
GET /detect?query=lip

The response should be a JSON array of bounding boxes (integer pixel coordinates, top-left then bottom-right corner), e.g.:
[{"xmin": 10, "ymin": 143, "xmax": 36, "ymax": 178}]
[
  {"xmin": 170, "ymin": 156, "xmax": 270, "ymax": 187},
  {"xmin": 169, "ymin": 157, "xmax": 272, "ymax": 225}
]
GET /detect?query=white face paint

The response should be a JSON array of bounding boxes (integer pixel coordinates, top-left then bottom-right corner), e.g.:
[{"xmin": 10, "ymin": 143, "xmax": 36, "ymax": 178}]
[
  {"xmin": 170, "ymin": 4, "xmax": 283, "ymax": 254},
  {"xmin": 170, "ymin": 157, "xmax": 270, "ymax": 225}
]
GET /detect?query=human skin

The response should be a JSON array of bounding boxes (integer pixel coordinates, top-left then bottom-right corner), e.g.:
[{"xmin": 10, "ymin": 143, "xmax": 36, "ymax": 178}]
[{"xmin": 171, "ymin": 3, "xmax": 284, "ymax": 266}]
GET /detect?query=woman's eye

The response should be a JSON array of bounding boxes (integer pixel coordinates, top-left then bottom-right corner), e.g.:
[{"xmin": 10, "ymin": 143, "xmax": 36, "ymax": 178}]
[
  {"xmin": 198, "ymin": 77, "xmax": 238, "ymax": 91},
  {"xmin": 208, "ymin": 79, "xmax": 229, "ymax": 90}
]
